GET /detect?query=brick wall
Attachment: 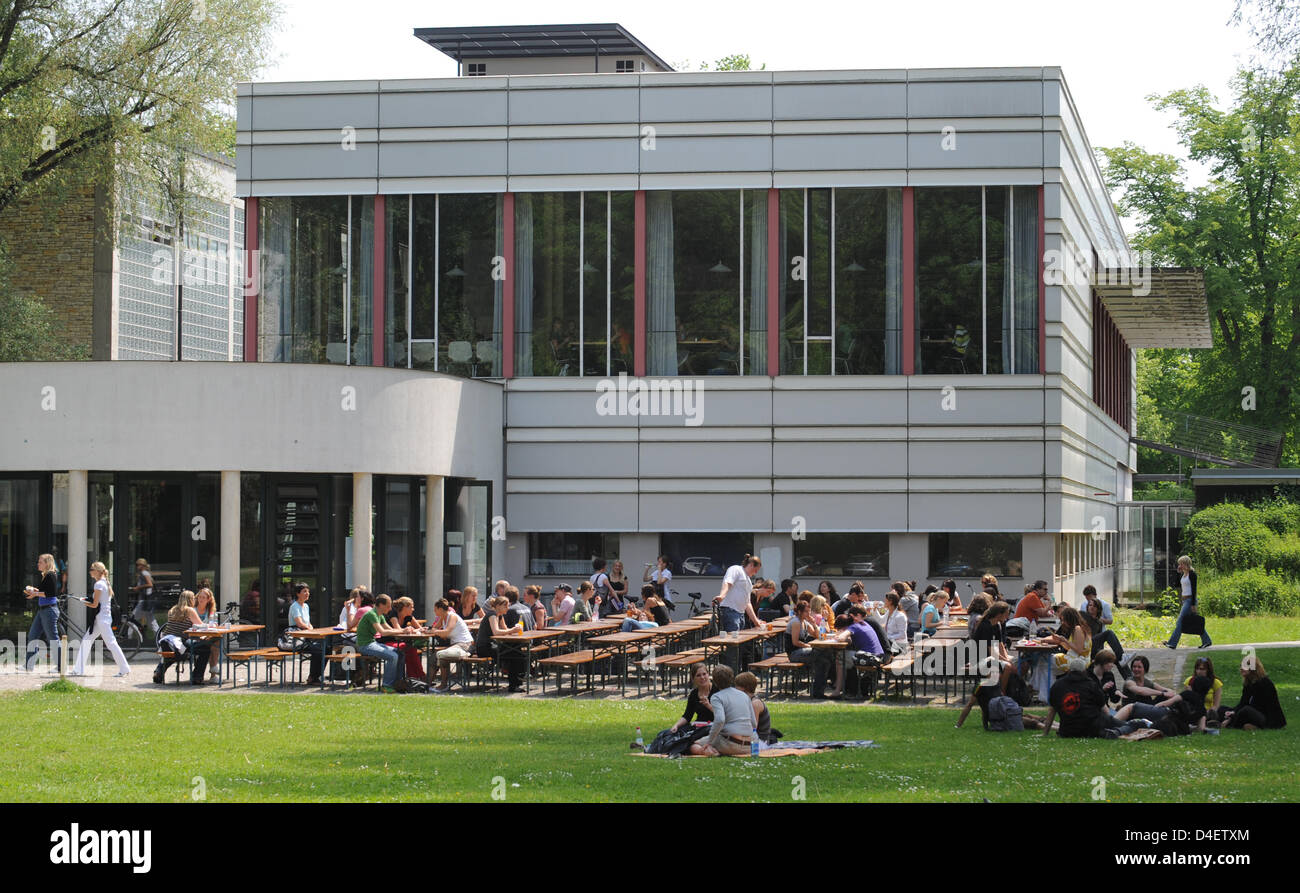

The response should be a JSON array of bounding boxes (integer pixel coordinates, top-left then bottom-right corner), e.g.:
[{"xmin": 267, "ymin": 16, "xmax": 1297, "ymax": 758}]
[{"xmin": 0, "ymin": 184, "xmax": 100, "ymax": 353}]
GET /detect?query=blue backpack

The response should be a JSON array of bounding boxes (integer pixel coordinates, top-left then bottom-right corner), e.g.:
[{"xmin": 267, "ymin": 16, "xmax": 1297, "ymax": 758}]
[{"xmin": 986, "ymin": 695, "xmax": 1024, "ymax": 731}]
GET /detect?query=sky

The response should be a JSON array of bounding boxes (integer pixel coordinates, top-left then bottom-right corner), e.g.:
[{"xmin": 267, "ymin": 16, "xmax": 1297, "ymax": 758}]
[{"xmin": 259, "ymin": 0, "xmax": 1261, "ymax": 177}]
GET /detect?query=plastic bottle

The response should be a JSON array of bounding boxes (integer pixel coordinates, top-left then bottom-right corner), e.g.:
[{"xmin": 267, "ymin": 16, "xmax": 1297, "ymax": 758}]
[
  {"xmin": 635, "ymin": 726, "xmax": 644, "ymax": 749},
  {"xmin": 943, "ymin": 602, "xmax": 951, "ymax": 625},
  {"xmin": 750, "ymin": 732, "xmax": 760, "ymax": 757}
]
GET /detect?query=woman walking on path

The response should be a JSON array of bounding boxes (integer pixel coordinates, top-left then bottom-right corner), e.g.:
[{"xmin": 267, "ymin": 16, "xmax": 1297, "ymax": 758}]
[
  {"xmin": 1164, "ymin": 555, "xmax": 1212, "ymax": 649},
  {"xmin": 73, "ymin": 562, "xmax": 131, "ymax": 677},
  {"xmin": 23, "ymin": 553, "xmax": 61, "ymax": 672}
]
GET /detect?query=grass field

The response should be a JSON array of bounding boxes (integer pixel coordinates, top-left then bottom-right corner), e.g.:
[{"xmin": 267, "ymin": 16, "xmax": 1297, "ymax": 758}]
[
  {"xmin": 1112, "ymin": 610, "xmax": 1300, "ymax": 647},
  {"xmin": 1, "ymin": 648, "xmax": 1296, "ymax": 803}
]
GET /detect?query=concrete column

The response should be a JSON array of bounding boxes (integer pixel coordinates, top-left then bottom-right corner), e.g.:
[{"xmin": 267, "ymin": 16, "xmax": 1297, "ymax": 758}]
[
  {"xmin": 220, "ymin": 471, "xmax": 240, "ymax": 611},
  {"xmin": 352, "ymin": 473, "xmax": 373, "ymax": 590},
  {"xmin": 67, "ymin": 470, "xmax": 88, "ymax": 630},
  {"xmin": 424, "ymin": 475, "xmax": 444, "ymax": 618}
]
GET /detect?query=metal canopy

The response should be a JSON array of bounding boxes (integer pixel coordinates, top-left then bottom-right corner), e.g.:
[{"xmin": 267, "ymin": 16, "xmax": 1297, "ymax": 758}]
[
  {"xmin": 414, "ymin": 23, "xmax": 673, "ymax": 71},
  {"xmin": 1095, "ymin": 267, "xmax": 1212, "ymax": 349}
]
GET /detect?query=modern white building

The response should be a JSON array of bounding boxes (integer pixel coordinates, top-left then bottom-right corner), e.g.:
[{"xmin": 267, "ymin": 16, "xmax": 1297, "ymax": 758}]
[{"xmin": 0, "ymin": 25, "xmax": 1210, "ymax": 642}]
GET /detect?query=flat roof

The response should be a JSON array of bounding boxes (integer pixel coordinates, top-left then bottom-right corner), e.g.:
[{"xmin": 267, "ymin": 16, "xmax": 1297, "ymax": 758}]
[
  {"xmin": 414, "ymin": 23, "xmax": 674, "ymax": 71},
  {"xmin": 1096, "ymin": 267, "xmax": 1213, "ymax": 349},
  {"xmin": 1191, "ymin": 468, "xmax": 1300, "ymax": 484}
]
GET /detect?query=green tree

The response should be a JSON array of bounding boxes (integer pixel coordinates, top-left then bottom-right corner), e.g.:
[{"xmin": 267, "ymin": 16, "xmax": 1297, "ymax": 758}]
[
  {"xmin": 679, "ymin": 54, "xmax": 766, "ymax": 72},
  {"xmin": 1100, "ymin": 64, "xmax": 1300, "ymax": 465},
  {"xmin": 0, "ymin": 250, "xmax": 89, "ymax": 360},
  {"xmin": 0, "ymin": 0, "xmax": 281, "ymax": 216}
]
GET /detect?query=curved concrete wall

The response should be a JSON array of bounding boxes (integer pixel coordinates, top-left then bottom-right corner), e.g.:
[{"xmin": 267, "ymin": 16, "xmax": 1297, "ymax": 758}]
[{"xmin": 0, "ymin": 362, "xmax": 503, "ymax": 479}]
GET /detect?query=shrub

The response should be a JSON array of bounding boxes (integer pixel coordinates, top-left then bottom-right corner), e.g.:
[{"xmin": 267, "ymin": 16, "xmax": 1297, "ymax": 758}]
[
  {"xmin": 1197, "ymin": 568, "xmax": 1300, "ymax": 618},
  {"xmin": 1156, "ymin": 587, "xmax": 1182, "ymax": 617},
  {"xmin": 1262, "ymin": 535, "xmax": 1300, "ymax": 577},
  {"xmin": 1182, "ymin": 503, "xmax": 1271, "ymax": 572},
  {"xmin": 1253, "ymin": 496, "xmax": 1300, "ymax": 536}
]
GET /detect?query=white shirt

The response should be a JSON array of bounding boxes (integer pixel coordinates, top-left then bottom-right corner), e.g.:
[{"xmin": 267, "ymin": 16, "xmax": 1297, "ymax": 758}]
[
  {"xmin": 92, "ymin": 579, "xmax": 112, "ymax": 619},
  {"xmin": 650, "ymin": 567, "xmax": 673, "ymax": 603},
  {"xmin": 552, "ymin": 594, "xmax": 575, "ymax": 625},
  {"xmin": 1181, "ymin": 573, "xmax": 1193, "ymax": 598},
  {"xmin": 339, "ymin": 602, "xmax": 356, "ymax": 628},
  {"xmin": 875, "ymin": 607, "xmax": 908, "ymax": 643},
  {"xmin": 719, "ymin": 565, "xmax": 752, "ymax": 614},
  {"xmin": 445, "ymin": 613, "xmax": 473, "ymax": 646}
]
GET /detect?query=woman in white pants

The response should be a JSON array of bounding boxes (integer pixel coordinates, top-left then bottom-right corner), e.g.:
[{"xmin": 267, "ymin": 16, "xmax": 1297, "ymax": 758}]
[{"xmin": 73, "ymin": 562, "xmax": 131, "ymax": 677}]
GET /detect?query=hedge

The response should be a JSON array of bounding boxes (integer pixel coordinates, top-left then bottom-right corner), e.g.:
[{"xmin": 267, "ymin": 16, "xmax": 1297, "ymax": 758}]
[
  {"xmin": 1183, "ymin": 503, "xmax": 1272, "ymax": 572},
  {"xmin": 1197, "ymin": 568, "xmax": 1300, "ymax": 618}
]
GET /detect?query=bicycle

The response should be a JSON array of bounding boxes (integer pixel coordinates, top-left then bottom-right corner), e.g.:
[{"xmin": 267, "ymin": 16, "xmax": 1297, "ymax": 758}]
[{"xmin": 56, "ymin": 595, "xmax": 146, "ymax": 660}]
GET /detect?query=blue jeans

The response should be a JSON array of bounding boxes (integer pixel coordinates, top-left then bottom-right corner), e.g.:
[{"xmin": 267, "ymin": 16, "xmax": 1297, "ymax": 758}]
[
  {"xmin": 360, "ymin": 641, "xmax": 400, "ymax": 687},
  {"xmin": 1167, "ymin": 600, "xmax": 1211, "ymax": 648},
  {"xmin": 621, "ymin": 619, "xmax": 658, "ymax": 632},
  {"xmin": 718, "ymin": 606, "xmax": 744, "ymax": 633},
  {"xmin": 26, "ymin": 604, "xmax": 60, "ymax": 671}
]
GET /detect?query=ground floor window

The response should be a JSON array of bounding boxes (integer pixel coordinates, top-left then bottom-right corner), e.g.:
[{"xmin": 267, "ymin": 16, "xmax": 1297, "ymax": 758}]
[
  {"xmin": 928, "ymin": 532, "xmax": 1022, "ymax": 578},
  {"xmin": 528, "ymin": 533, "xmax": 620, "ymax": 576},
  {"xmin": 660, "ymin": 533, "xmax": 754, "ymax": 577},
  {"xmin": 792, "ymin": 533, "xmax": 890, "ymax": 578}
]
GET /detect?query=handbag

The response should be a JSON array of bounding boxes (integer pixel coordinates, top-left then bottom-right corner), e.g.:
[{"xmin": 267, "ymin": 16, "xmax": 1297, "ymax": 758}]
[
  {"xmin": 276, "ymin": 630, "xmax": 305, "ymax": 652},
  {"xmin": 1182, "ymin": 611, "xmax": 1206, "ymax": 636}
]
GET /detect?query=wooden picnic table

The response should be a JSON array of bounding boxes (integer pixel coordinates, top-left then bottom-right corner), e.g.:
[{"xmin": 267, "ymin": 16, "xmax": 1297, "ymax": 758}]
[
  {"xmin": 491, "ymin": 629, "xmax": 566, "ymax": 694},
  {"xmin": 586, "ymin": 631, "xmax": 656, "ymax": 696},
  {"xmin": 1014, "ymin": 639, "xmax": 1060, "ymax": 704},
  {"xmin": 184, "ymin": 624, "xmax": 266, "ymax": 683},
  {"xmin": 286, "ymin": 626, "xmax": 348, "ymax": 687}
]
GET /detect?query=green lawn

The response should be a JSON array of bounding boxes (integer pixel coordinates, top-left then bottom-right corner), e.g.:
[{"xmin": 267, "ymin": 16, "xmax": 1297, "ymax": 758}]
[
  {"xmin": 2, "ymin": 648, "xmax": 1296, "ymax": 803},
  {"xmin": 1112, "ymin": 610, "xmax": 1300, "ymax": 647}
]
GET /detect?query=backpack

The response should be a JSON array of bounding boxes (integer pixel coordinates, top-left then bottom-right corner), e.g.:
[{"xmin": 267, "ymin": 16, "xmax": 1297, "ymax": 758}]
[
  {"xmin": 986, "ymin": 695, "xmax": 1024, "ymax": 731},
  {"xmin": 1005, "ymin": 671, "xmax": 1032, "ymax": 708},
  {"xmin": 645, "ymin": 725, "xmax": 709, "ymax": 756}
]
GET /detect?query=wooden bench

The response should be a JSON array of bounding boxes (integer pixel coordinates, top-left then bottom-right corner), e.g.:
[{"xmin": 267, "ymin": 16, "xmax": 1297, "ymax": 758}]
[
  {"xmin": 325, "ymin": 651, "xmax": 365, "ymax": 688},
  {"xmin": 154, "ymin": 651, "xmax": 188, "ymax": 684},
  {"xmin": 226, "ymin": 648, "xmax": 281, "ymax": 688},
  {"xmin": 537, "ymin": 649, "xmax": 610, "ymax": 695},
  {"xmin": 749, "ymin": 653, "xmax": 811, "ymax": 698},
  {"xmin": 879, "ymin": 657, "xmax": 917, "ymax": 700},
  {"xmin": 453, "ymin": 655, "xmax": 498, "ymax": 691}
]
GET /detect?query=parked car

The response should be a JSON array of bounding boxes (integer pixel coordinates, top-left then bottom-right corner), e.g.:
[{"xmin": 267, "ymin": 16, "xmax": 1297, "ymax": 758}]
[
  {"xmin": 681, "ymin": 556, "xmax": 712, "ymax": 575},
  {"xmin": 842, "ymin": 554, "xmax": 882, "ymax": 576},
  {"xmin": 794, "ymin": 555, "xmax": 821, "ymax": 575}
]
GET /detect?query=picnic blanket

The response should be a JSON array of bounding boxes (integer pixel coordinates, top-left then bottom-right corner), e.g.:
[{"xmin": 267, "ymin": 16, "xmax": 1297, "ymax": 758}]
[{"xmin": 634, "ymin": 740, "xmax": 877, "ymax": 758}]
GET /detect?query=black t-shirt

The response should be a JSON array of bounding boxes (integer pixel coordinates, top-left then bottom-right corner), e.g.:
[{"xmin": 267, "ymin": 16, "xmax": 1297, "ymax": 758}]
[
  {"xmin": 649, "ymin": 603, "xmax": 671, "ymax": 626},
  {"xmin": 1049, "ymin": 671, "xmax": 1106, "ymax": 738},
  {"xmin": 770, "ymin": 592, "xmax": 793, "ymax": 615},
  {"xmin": 973, "ymin": 618, "xmax": 1002, "ymax": 644},
  {"xmin": 505, "ymin": 603, "xmax": 532, "ymax": 631},
  {"xmin": 681, "ymin": 688, "xmax": 715, "ymax": 724},
  {"xmin": 475, "ymin": 615, "xmax": 498, "ymax": 654},
  {"xmin": 1237, "ymin": 678, "xmax": 1286, "ymax": 729}
]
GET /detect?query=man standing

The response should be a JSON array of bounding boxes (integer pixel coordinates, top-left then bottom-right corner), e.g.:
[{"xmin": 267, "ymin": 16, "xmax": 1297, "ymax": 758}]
[{"xmin": 713, "ymin": 555, "xmax": 763, "ymax": 639}]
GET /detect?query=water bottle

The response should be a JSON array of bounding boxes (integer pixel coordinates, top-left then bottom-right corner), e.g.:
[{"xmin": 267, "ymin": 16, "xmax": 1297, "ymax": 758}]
[
  {"xmin": 943, "ymin": 602, "xmax": 951, "ymax": 625},
  {"xmin": 751, "ymin": 734, "xmax": 760, "ymax": 757},
  {"xmin": 635, "ymin": 726, "xmax": 644, "ymax": 749}
]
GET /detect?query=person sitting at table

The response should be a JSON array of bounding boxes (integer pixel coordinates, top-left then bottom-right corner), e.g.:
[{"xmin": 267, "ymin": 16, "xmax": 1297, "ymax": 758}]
[
  {"xmin": 954, "ymin": 601, "xmax": 1017, "ymax": 728},
  {"xmin": 671, "ymin": 663, "xmax": 715, "ymax": 733},
  {"xmin": 151, "ymin": 590, "xmax": 210, "ymax": 684},
  {"xmin": 1013, "ymin": 580, "xmax": 1052, "ymax": 623},
  {"xmin": 643, "ymin": 584, "xmax": 672, "ymax": 626},
  {"xmin": 830, "ymin": 582, "xmax": 866, "ymax": 618},
  {"xmin": 892, "ymin": 581, "xmax": 920, "ymax": 638},
  {"xmin": 981, "ymin": 574, "xmax": 1001, "ymax": 600},
  {"xmin": 785, "ymin": 600, "xmax": 834, "ymax": 698},
  {"xmin": 574, "ymin": 581, "xmax": 598, "ymax": 624},
  {"xmin": 522, "ymin": 585, "xmax": 549, "ymax": 629},
  {"xmin": 809, "ymin": 594, "xmax": 833, "ymax": 633},
  {"xmin": 455, "ymin": 586, "xmax": 484, "ymax": 622},
  {"xmin": 1083, "ymin": 597, "xmax": 1124, "ymax": 665},
  {"xmin": 1220, "ymin": 657, "xmax": 1287, "ymax": 730},
  {"xmin": 550, "ymin": 584, "xmax": 576, "ymax": 626},
  {"xmin": 828, "ymin": 604, "xmax": 884, "ymax": 698},
  {"xmin": 192, "ymin": 587, "xmax": 223, "ymax": 684},
  {"xmin": 735, "ymin": 671, "xmax": 780, "ymax": 746},
  {"xmin": 871, "ymin": 590, "xmax": 909, "ymax": 647},
  {"xmin": 918, "ymin": 590, "xmax": 946, "ymax": 638},
  {"xmin": 387, "ymin": 595, "xmax": 429, "ymax": 682},
  {"xmin": 285, "ymin": 582, "xmax": 327, "ymax": 686},
  {"xmin": 1044, "ymin": 606, "xmax": 1090, "ymax": 675},
  {"xmin": 356, "ymin": 593, "xmax": 402, "ymax": 693},
  {"xmin": 339, "ymin": 585, "xmax": 369, "ymax": 630},
  {"xmin": 941, "ymin": 579, "xmax": 962, "ymax": 609},
  {"xmin": 620, "ymin": 601, "xmax": 661, "ymax": 632},
  {"xmin": 698, "ymin": 665, "xmax": 756, "ymax": 757},
  {"xmin": 477, "ymin": 594, "xmax": 525, "ymax": 692},
  {"xmin": 965, "ymin": 593, "xmax": 991, "ymax": 636},
  {"xmin": 430, "ymin": 598, "xmax": 476, "ymax": 693},
  {"xmin": 503, "ymin": 586, "xmax": 534, "ymax": 632}
]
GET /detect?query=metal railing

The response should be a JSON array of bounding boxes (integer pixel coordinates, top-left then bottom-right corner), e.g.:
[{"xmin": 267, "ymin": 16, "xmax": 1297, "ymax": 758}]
[{"xmin": 1134, "ymin": 410, "xmax": 1284, "ymax": 468}]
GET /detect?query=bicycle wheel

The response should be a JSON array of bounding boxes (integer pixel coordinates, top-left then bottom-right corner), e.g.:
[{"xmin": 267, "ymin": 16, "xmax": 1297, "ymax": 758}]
[{"xmin": 118, "ymin": 622, "xmax": 144, "ymax": 660}]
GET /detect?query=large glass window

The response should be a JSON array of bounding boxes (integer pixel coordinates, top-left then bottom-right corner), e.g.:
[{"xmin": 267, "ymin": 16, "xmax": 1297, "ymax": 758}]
[
  {"xmin": 646, "ymin": 190, "xmax": 768, "ymax": 376},
  {"xmin": 781, "ymin": 188, "xmax": 903, "ymax": 375},
  {"xmin": 382, "ymin": 194, "xmax": 503, "ymax": 377},
  {"xmin": 513, "ymin": 192, "xmax": 634, "ymax": 377},
  {"xmin": 928, "ymin": 533, "xmax": 1023, "ymax": 578},
  {"xmin": 0, "ymin": 477, "xmax": 46, "ymax": 642},
  {"xmin": 914, "ymin": 186, "xmax": 1038, "ymax": 374},
  {"xmin": 792, "ymin": 533, "xmax": 890, "ymax": 577},
  {"xmin": 527, "ymin": 533, "xmax": 621, "ymax": 576},
  {"xmin": 659, "ymin": 533, "xmax": 754, "ymax": 577},
  {"xmin": 259, "ymin": 196, "xmax": 374, "ymax": 364}
]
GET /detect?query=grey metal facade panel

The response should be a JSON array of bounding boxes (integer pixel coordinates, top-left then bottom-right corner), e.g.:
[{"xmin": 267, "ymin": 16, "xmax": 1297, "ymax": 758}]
[
  {"xmin": 773, "ymin": 82, "xmax": 908, "ymax": 119},
  {"xmin": 908, "ymin": 440, "xmax": 1045, "ymax": 477},
  {"xmin": 506, "ymin": 492, "xmax": 637, "ymax": 531},
  {"xmin": 773, "ymin": 133, "xmax": 907, "ymax": 171},
  {"xmin": 506, "ymin": 388, "xmax": 626, "ymax": 427},
  {"xmin": 638, "ymin": 441, "xmax": 771, "ymax": 478},
  {"xmin": 639, "ymin": 492, "xmax": 773, "ymax": 531},
  {"xmin": 508, "ymin": 137, "xmax": 639, "ymax": 176},
  {"xmin": 639, "ymin": 85, "xmax": 774, "ymax": 121},
  {"xmin": 636, "ymin": 387, "xmax": 773, "ymax": 426},
  {"xmin": 638, "ymin": 135, "xmax": 773, "ymax": 173},
  {"xmin": 908, "ymin": 491, "xmax": 1045, "ymax": 530},
  {"xmin": 251, "ymin": 143, "xmax": 379, "ymax": 181},
  {"xmin": 772, "ymin": 492, "xmax": 908, "ymax": 530},
  {"xmin": 253, "ymin": 93, "xmax": 379, "ymax": 131},
  {"xmin": 379, "ymin": 89, "xmax": 509, "ymax": 127},
  {"xmin": 507, "ymin": 87, "xmax": 639, "ymax": 124},
  {"xmin": 772, "ymin": 441, "xmax": 908, "ymax": 477},
  {"xmin": 772, "ymin": 388, "xmax": 907, "ymax": 425},
  {"xmin": 380, "ymin": 140, "xmax": 508, "ymax": 178},
  {"xmin": 906, "ymin": 130, "xmax": 1043, "ymax": 168},
  {"xmin": 907, "ymin": 383, "xmax": 1046, "ymax": 425},
  {"xmin": 907, "ymin": 79, "xmax": 1045, "ymax": 117},
  {"xmin": 507, "ymin": 442, "xmax": 638, "ymax": 477}
]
